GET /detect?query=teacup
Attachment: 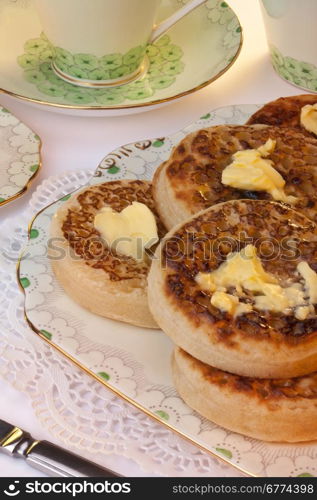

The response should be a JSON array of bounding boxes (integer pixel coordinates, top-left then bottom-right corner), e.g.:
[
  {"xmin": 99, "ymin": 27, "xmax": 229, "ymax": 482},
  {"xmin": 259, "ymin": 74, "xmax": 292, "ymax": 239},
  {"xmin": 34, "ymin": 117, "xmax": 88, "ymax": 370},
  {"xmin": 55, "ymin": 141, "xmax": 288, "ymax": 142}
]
[
  {"xmin": 34, "ymin": 0, "xmax": 206, "ymax": 88},
  {"xmin": 260, "ymin": 0, "xmax": 317, "ymax": 93}
]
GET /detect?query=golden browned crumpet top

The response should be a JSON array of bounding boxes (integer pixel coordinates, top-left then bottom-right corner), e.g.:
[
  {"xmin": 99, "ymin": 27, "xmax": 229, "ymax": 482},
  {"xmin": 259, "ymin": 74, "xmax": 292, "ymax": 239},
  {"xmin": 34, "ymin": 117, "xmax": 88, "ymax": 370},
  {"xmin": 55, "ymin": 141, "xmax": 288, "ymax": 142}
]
[
  {"xmin": 247, "ymin": 95, "xmax": 317, "ymax": 133},
  {"xmin": 61, "ymin": 180, "xmax": 166, "ymax": 282},
  {"xmin": 161, "ymin": 200, "xmax": 317, "ymax": 346},
  {"xmin": 159, "ymin": 124, "xmax": 317, "ymax": 221}
]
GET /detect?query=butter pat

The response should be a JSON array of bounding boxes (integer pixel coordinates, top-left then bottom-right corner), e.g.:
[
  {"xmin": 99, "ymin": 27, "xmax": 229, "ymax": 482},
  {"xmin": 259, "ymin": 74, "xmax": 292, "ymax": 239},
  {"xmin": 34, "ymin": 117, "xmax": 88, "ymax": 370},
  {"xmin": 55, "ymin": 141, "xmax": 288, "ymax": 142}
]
[
  {"xmin": 211, "ymin": 291, "xmax": 252, "ymax": 316},
  {"xmin": 301, "ymin": 104, "xmax": 317, "ymax": 135},
  {"xmin": 253, "ymin": 283, "xmax": 305, "ymax": 314},
  {"xmin": 295, "ymin": 305, "xmax": 314, "ymax": 321},
  {"xmin": 196, "ymin": 244, "xmax": 316, "ymax": 319},
  {"xmin": 94, "ymin": 202, "xmax": 158, "ymax": 260},
  {"xmin": 298, "ymin": 261, "xmax": 317, "ymax": 304},
  {"xmin": 196, "ymin": 244, "xmax": 278, "ymax": 294},
  {"xmin": 221, "ymin": 139, "xmax": 296, "ymax": 204}
]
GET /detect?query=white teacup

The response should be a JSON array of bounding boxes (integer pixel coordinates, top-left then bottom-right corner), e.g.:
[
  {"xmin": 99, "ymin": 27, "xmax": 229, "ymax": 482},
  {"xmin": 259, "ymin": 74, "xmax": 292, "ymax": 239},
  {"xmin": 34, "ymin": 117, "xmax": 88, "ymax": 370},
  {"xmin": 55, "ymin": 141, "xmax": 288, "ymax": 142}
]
[
  {"xmin": 34, "ymin": 0, "xmax": 206, "ymax": 88},
  {"xmin": 260, "ymin": 0, "xmax": 317, "ymax": 93}
]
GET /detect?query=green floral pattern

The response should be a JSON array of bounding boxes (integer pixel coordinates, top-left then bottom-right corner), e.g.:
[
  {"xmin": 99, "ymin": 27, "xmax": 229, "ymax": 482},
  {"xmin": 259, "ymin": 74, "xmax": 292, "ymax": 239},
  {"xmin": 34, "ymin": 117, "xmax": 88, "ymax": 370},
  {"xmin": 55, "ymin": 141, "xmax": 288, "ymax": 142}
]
[
  {"xmin": 155, "ymin": 410, "xmax": 170, "ymax": 421},
  {"xmin": 20, "ymin": 277, "xmax": 31, "ymax": 289},
  {"xmin": 40, "ymin": 330, "xmax": 53, "ymax": 341},
  {"xmin": 17, "ymin": 33, "xmax": 185, "ymax": 105},
  {"xmin": 54, "ymin": 44, "xmax": 146, "ymax": 81},
  {"xmin": 30, "ymin": 228, "xmax": 39, "ymax": 239},
  {"xmin": 206, "ymin": 0, "xmax": 242, "ymax": 50},
  {"xmin": 270, "ymin": 45, "xmax": 317, "ymax": 92},
  {"xmin": 215, "ymin": 447, "xmax": 233, "ymax": 459},
  {"xmin": 98, "ymin": 371, "xmax": 111, "ymax": 381}
]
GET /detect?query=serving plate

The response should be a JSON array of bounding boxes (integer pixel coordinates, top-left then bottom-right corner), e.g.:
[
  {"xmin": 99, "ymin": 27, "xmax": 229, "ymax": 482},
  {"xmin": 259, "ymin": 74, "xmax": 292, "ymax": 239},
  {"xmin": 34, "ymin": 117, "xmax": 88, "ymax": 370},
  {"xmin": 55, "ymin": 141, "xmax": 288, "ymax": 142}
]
[
  {"xmin": 0, "ymin": 0, "xmax": 242, "ymax": 116},
  {"xmin": 0, "ymin": 106, "xmax": 41, "ymax": 206},
  {"xmin": 18, "ymin": 104, "xmax": 317, "ymax": 477}
]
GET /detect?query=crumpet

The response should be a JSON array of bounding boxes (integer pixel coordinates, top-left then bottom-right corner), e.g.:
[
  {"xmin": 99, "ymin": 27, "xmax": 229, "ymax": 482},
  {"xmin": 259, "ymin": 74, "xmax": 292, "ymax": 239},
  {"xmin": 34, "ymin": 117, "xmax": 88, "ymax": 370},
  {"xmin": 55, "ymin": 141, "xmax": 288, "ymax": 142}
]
[
  {"xmin": 173, "ymin": 347, "xmax": 317, "ymax": 443},
  {"xmin": 148, "ymin": 200, "xmax": 317, "ymax": 378},
  {"xmin": 49, "ymin": 180, "xmax": 165, "ymax": 328},
  {"xmin": 153, "ymin": 124, "xmax": 317, "ymax": 229},
  {"xmin": 247, "ymin": 94, "xmax": 317, "ymax": 135}
]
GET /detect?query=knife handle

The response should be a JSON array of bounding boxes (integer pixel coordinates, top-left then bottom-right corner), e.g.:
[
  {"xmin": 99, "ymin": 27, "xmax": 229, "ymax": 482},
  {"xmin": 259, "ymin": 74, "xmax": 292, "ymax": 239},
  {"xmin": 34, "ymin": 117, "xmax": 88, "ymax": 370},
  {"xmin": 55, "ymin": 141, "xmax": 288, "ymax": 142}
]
[{"xmin": 26, "ymin": 441, "xmax": 120, "ymax": 477}]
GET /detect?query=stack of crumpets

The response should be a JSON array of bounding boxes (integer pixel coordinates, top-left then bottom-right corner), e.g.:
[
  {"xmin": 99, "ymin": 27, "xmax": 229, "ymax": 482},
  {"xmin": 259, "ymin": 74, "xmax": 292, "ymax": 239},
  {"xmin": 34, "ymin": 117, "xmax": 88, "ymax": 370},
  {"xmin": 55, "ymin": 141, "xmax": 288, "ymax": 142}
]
[
  {"xmin": 149, "ymin": 95, "xmax": 317, "ymax": 442},
  {"xmin": 49, "ymin": 95, "xmax": 317, "ymax": 443}
]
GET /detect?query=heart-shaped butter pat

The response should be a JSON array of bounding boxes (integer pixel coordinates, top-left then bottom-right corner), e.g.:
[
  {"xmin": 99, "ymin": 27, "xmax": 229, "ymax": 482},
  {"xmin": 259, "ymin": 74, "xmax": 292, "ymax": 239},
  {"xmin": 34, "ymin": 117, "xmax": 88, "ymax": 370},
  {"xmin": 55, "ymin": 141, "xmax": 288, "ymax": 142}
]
[{"xmin": 94, "ymin": 201, "xmax": 158, "ymax": 261}]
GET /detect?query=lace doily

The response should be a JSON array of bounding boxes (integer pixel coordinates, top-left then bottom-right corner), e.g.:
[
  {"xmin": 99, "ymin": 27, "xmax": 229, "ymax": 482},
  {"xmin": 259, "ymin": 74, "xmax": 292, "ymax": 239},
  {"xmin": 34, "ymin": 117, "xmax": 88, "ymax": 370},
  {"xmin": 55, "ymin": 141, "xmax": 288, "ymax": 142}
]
[{"xmin": 0, "ymin": 169, "xmax": 241, "ymax": 477}]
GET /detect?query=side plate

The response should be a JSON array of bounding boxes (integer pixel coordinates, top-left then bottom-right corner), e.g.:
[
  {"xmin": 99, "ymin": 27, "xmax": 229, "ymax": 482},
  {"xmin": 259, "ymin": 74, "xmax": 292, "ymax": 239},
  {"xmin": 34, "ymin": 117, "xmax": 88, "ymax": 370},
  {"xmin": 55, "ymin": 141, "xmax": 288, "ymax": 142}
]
[
  {"xmin": 0, "ymin": 106, "xmax": 41, "ymax": 206},
  {"xmin": 18, "ymin": 104, "xmax": 317, "ymax": 477}
]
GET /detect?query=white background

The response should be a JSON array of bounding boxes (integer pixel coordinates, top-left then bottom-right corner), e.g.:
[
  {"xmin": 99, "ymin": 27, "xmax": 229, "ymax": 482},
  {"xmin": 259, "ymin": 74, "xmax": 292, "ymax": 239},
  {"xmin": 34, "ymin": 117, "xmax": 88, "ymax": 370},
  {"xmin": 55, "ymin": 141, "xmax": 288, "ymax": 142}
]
[{"xmin": 0, "ymin": 0, "xmax": 305, "ymax": 477}]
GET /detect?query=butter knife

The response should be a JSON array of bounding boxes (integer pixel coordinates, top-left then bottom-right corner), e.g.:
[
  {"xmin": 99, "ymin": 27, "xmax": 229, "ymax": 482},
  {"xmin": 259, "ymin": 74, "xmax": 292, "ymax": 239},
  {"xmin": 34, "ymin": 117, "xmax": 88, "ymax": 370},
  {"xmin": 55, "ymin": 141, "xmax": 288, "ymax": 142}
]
[{"xmin": 0, "ymin": 419, "xmax": 120, "ymax": 477}]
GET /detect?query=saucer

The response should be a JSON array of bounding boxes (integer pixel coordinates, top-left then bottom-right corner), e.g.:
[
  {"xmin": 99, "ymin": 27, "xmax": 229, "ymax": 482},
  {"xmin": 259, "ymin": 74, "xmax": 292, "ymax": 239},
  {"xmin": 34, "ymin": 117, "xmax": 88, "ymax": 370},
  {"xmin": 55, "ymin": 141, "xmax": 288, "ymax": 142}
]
[
  {"xmin": 0, "ymin": 0, "xmax": 242, "ymax": 116},
  {"xmin": 0, "ymin": 106, "xmax": 41, "ymax": 207}
]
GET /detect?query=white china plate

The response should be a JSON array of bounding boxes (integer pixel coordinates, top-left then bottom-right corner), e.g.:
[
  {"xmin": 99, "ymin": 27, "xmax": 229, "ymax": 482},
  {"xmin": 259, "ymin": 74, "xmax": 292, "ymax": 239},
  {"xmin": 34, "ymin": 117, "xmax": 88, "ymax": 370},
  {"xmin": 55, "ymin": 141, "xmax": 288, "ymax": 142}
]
[
  {"xmin": 19, "ymin": 104, "xmax": 317, "ymax": 477},
  {"xmin": 0, "ymin": 106, "xmax": 41, "ymax": 206}
]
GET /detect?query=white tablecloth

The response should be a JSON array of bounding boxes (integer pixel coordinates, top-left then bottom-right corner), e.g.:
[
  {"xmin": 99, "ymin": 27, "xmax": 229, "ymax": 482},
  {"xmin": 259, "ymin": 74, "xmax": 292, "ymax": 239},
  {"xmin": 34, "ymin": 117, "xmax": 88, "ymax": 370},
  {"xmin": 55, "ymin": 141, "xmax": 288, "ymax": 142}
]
[{"xmin": 0, "ymin": 0, "xmax": 304, "ymax": 477}]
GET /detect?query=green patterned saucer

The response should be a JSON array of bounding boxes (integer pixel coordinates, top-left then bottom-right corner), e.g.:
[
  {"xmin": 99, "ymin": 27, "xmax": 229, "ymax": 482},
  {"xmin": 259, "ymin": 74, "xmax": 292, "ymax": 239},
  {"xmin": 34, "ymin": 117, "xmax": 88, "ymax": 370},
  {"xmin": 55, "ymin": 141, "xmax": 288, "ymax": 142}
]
[
  {"xmin": 0, "ymin": 106, "xmax": 41, "ymax": 206},
  {"xmin": 0, "ymin": 0, "xmax": 242, "ymax": 115}
]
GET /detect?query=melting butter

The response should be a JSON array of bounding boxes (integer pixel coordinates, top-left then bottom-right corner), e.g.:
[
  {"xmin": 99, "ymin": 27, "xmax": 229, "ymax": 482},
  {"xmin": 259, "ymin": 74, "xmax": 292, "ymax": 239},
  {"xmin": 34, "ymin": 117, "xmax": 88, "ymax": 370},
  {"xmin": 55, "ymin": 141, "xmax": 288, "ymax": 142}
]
[
  {"xmin": 94, "ymin": 201, "xmax": 158, "ymax": 261},
  {"xmin": 196, "ymin": 244, "xmax": 278, "ymax": 293},
  {"xmin": 196, "ymin": 244, "xmax": 317, "ymax": 319},
  {"xmin": 221, "ymin": 139, "xmax": 296, "ymax": 204},
  {"xmin": 211, "ymin": 291, "xmax": 252, "ymax": 316},
  {"xmin": 300, "ymin": 104, "xmax": 317, "ymax": 135},
  {"xmin": 298, "ymin": 261, "xmax": 317, "ymax": 304}
]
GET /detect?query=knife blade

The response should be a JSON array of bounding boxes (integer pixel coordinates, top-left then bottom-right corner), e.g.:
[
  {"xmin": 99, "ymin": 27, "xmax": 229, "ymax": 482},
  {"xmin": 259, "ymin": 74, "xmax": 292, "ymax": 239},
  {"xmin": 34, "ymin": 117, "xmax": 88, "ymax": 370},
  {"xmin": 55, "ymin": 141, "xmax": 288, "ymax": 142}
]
[{"xmin": 0, "ymin": 418, "xmax": 120, "ymax": 477}]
